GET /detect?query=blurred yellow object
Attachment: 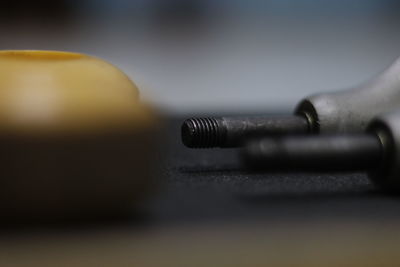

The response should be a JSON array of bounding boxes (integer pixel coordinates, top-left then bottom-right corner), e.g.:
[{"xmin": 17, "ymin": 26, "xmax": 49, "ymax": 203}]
[
  {"xmin": 0, "ymin": 50, "xmax": 155, "ymax": 134},
  {"xmin": 0, "ymin": 50, "xmax": 162, "ymax": 220}
]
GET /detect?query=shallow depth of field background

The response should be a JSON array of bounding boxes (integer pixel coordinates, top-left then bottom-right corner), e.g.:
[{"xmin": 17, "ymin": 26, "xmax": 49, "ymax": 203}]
[{"xmin": 1, "ymin": 0, "xmax": 400, "ymax": 113}]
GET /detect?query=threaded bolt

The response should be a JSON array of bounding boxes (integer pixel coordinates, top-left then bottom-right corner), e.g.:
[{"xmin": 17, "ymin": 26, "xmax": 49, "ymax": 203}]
[
  {"xmin": 181, "ymin": 115, "xmax": 310, "ymax": 148},
  {"xmin": 181, "ymin": 117, "xmax": 225, "ymax": 148}
]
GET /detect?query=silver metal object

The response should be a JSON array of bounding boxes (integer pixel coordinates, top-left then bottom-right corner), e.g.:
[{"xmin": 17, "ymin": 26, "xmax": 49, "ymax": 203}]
[{"xmin": 182, "ymin": 57, "xmax": 400, "ymax": 148}]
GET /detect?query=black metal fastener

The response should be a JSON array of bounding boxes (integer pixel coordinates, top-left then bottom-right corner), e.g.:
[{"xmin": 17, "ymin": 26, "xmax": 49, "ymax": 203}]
[{"xmin": 181, "ymin": 116, "xmax": 310, "ymax": 148}]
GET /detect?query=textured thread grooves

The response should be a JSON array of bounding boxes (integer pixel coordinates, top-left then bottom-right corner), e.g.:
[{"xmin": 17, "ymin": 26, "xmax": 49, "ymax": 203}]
[{"xmin": 181, "ymin": 117, "xmax": 224, "ymax": 148}]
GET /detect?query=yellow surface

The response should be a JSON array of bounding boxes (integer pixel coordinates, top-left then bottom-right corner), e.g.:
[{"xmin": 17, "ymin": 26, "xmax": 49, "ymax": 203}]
[
  {"xmin": 0, "ymin": 50, "xmax": 154, "ymax": 134},
  {"xmin": 0, "ymin": 50, "xmax": 162, "ymax": 219},
  {"xmin": 0, "ymin": 220, "xmax": 399, "ymax": 267}
]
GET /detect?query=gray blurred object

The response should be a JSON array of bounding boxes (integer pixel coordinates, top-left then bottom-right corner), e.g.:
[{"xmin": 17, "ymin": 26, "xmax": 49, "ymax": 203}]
[
  {"xmin": 1, "ymin": 1, "xmax": 400, "ymax": 113},
  {"xmin": 182, "ymin": 56, "xmax": 400, "ymax": 148},
  {"xmin": 243, "ymin": 111, "xmax": 400, "ymax": 192}
]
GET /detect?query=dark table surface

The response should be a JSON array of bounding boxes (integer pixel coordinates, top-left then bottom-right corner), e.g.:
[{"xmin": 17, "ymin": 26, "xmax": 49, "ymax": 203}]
[
  {"xmin": 148, "ymin": 117, "xmax": 400, "ymax": 225},
  {"xmin": 2, "ymin": 116, "xmax": 400, "ymax": 267}
]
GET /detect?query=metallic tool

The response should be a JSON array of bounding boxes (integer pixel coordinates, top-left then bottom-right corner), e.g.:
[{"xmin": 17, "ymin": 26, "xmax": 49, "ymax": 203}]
[{"xmin": 182, "ymin": 57, "xmax": 400, "ymax": 148}]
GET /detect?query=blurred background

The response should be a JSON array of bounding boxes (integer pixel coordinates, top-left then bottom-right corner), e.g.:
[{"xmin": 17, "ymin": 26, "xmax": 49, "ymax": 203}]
[
  {"xmin": 3, "ymin": 2, "xmax": 400, "ymax": 266},
  {"xmin": 2, "ymin": 0, "xmax": 400, "ymax": 114}
]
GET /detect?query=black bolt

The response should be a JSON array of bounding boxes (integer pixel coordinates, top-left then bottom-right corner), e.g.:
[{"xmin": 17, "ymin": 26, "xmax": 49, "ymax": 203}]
[{"xmin": 181, "ymin": 115, "xmax": 310, "ymax": 148}]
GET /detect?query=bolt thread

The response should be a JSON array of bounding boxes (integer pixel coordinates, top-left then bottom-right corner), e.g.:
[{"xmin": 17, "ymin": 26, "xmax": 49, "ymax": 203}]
[{"xmin": 181, "ymin": 117, "xmax": 225, "ymax": 148}]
